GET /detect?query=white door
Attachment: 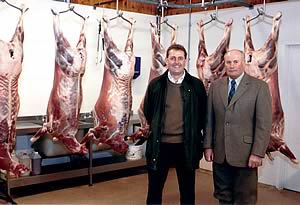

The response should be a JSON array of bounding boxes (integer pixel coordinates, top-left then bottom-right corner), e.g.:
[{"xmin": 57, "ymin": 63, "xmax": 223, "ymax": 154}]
[{"xmin": 283, "ymin": 44, "xmax": 300, "ymax": 192}]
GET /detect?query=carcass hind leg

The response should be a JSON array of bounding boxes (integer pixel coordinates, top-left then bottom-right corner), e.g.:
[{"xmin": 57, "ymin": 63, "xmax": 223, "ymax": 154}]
[
  {"xmin": 106, "ymin": 134, "xmax": 129, "ymax": 155},
  {"xmin": 278, "ymin": 144, "xmax": 299, "ymax": 164},
  {"xmin": 126, "ymin": 127, "xmax": 149, "ymax": 142},
  {"xmin": 10, "ymin": 161, "xmax": 29, "ymax": 178},
  {"xmin": 30, "ymin": 126, "xmax": 47, "ymax": 143},
  {"xmin": 81, "ymin": 128, "xmax": 98, "ymax": 145},
  {"xmin": 61, "ymin": 135, "xmax": 88, "ymax": 154},
  {"xmin": 0, "ymin": 146, "xmax": 28, "ymax": 178}
]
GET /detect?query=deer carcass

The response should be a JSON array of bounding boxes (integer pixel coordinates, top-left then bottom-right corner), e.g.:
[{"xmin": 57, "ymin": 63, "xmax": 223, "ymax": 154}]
[
  {"xmin": 244, "ymin": 12, "xmax": 297, "ymax": 163},
  {"xmin": 81, "ymin": 18, "xmax": 135, "ymax": 154},
  {"xmin": 196, "ymin": 18, "xmax": 233, "ymax": 92},
  {"xmin": 0, "ymin": 10, "xmax": 28, "ymax": 176},
  {"xmin": 31, "ymin": 13, "xmax": 87, "ymax": 154}
]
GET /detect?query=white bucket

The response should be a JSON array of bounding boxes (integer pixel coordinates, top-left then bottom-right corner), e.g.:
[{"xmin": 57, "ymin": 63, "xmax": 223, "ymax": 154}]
[
  {"xmin": 17, "ymin": 151, "xmax": 32, "ymax": 176},
  {"xmin": 126, "ymin": 143, "xmax": 145, "ymax": 161}
]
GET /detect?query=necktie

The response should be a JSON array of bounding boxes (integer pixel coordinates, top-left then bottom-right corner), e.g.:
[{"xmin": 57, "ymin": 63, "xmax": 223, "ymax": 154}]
[{"xmin": 228, "ymin": 79, "xmax": 236, "ymax": 104}]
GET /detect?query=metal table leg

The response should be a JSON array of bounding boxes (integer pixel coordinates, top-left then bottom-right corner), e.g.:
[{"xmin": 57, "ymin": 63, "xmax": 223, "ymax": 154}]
[{"xmin": 88, "ymin": 140, "xmax": 93, "ymax": 186}]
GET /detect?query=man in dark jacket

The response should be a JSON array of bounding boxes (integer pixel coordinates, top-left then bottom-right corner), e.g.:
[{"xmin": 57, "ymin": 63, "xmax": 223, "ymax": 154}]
[{"xmin": 143, "ymin": 44, "xmax": 207, "ymax": 205}]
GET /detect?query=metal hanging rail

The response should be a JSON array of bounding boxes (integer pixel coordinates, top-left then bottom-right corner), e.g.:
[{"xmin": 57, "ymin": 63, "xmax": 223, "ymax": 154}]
[{"xmin": 128, "ymin": 0, "xmax": 253, "ymax": 10}]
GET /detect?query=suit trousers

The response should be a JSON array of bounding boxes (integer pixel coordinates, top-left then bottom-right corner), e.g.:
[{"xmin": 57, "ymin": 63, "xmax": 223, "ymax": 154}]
[
  {"xmin": 146, "ymin": 143, "xmax": 196, "ymax": 205},
  {"xmin": 213, "ymin": 161, "xmax": 258, "ymax": 205}
]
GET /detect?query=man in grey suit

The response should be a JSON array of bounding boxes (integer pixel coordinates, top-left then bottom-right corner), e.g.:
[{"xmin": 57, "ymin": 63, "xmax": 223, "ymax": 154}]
[{"xmin": 204, "ymin": 49, "xmax": 272, "ymax": 205}]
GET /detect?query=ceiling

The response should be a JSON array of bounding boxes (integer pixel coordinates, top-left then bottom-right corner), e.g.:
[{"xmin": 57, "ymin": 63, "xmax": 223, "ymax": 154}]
[{"xmin": 71, "ymin": 0, "xmax": 287, "ymax": 15}]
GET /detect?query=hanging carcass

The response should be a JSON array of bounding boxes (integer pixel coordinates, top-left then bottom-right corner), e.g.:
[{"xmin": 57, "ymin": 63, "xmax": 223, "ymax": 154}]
[
  {"xmin": 196, "ymin": 18, "xmax": 233, "ymax": 92},
  {"xmin": 244, "ymin": 12, "xmax": 297, "ymax": 163},
  {"xmin": 0, "ymin": 9, "xmax": 28, "ymax": 176},
  {"xmin": 129, "ymin": 21, "xmax": 177, "ymax": 141},
  {"xmin": 81, "ymin": 17, "xmax": 135, "ymax": 154},
  {"xmin": 31, "ymin": 12, "xmax": 88, "ymax": 154}
]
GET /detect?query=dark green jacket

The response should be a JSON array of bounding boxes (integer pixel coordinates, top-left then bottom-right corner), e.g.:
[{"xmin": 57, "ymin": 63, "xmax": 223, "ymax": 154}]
[{"xmin": 144, "ymin": 70, "xmax": 207, "ymax": 171}]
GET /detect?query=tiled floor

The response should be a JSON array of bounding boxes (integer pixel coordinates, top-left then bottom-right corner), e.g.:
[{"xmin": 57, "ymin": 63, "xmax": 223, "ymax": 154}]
[{"xmin": 2, "ymin": 168, "xmax": 300, "ymax": 204}]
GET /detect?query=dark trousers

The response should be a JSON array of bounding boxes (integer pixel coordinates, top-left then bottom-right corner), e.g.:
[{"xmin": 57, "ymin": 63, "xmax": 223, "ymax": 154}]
[
  {"xmin": 213, "ymin": 161, "xmax": 258, "ymax": 205},
  {"xmin": 146, "ymin": 143, "xmax": 195, "ymax": 205}
]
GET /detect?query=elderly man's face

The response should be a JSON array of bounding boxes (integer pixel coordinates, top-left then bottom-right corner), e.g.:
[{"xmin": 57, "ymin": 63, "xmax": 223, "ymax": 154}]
[{"xmin": 224, "ymin": 50, "xmax": 245, "ymax": 79}]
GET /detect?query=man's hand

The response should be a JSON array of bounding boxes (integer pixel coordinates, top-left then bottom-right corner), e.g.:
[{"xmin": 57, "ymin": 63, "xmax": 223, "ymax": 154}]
[
  {"xmin": 248, "ymin": 154, "xmax": 263, "ymax": 168},
  {"xmin": 204, "ymin": 148, "xmax": 214, "ymax": 162}
]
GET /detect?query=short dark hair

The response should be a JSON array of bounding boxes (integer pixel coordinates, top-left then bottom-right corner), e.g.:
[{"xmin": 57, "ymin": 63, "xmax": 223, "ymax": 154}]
[{"xmin": 166, "ymin": 44, "xmax": 187, "ymax": 59}]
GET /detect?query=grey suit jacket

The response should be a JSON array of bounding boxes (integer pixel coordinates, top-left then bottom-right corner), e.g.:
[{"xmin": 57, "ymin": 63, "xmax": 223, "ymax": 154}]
[{"xmin": 204, "ymin": 73, "xmax": 272, "ymax": 167}]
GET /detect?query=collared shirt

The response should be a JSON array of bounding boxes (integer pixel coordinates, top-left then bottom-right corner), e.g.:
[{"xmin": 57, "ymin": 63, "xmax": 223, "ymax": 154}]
[
  {"xmin": 228, "ymin": 72, "xmax": 244, "ymax": 95},
  {"xmin": 168, "ymin": 70, "xmax": 186, "ymax": 84}
]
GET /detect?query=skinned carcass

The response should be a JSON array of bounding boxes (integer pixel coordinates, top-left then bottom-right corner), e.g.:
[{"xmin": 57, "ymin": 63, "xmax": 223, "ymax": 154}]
[
  {"xmin": 196, "ymin": 18, "xmax": 233, "ymax": 92},
  {"xmin": 31, "ymin": 13, "xmax": 87, "ymax": 154},
  {"xmin": 148, "ymin": 22, "xmax": 176, "ymax": 82},
  {"xmin": 0, "ymin": 10, "xmax": 28, "ymax": 176},
  {"xmin": 244, "ymin": 12, "xmax": 298, "ymax": 163},
  {"xmin": 81, "ymin": 17, "xmax": 135, "ymax": 154},
  {"xmin": 129, "ymin": 22, "xmax": 177, "ymax": 140}
]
